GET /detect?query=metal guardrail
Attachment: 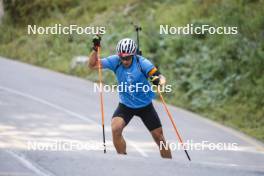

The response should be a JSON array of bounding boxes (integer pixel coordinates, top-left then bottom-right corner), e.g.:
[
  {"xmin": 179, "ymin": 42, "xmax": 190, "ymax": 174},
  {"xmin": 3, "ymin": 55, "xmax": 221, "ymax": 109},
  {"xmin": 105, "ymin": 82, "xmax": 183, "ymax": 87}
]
[{"xmin": 70, "ymin": 55, "xmax": 89, "ymax": 70}]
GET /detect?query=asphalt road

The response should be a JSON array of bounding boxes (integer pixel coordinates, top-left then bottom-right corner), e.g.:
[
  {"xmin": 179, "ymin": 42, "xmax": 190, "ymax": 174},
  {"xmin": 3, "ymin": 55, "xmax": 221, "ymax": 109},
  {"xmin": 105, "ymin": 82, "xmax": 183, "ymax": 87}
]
[{"xmin": 0, "ymin": 57, "xmax": 264, "ymax": 176}]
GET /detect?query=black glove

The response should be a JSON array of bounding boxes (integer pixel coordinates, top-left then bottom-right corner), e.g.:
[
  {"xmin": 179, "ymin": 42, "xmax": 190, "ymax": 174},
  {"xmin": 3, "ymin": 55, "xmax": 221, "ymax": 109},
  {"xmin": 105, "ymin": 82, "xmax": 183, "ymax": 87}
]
[
  {"xmin": 150, "ymin": 76, "xmax": 160, "ymax": 86},
  {"xmin": 92, "ymin": 35, "xmax": 101, "ymax": 51}
]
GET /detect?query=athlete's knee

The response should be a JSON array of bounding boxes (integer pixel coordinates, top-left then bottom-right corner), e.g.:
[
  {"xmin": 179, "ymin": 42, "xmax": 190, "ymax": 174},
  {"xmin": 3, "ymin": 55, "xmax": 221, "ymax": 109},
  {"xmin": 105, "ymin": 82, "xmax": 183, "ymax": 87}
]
[
  {"xmin": 111, "ymin": 117, "xmax": 125, "ymax": 137},
  {"xmin": 112, "ymin": 125, "xmax": 123, "ymax": 136}
]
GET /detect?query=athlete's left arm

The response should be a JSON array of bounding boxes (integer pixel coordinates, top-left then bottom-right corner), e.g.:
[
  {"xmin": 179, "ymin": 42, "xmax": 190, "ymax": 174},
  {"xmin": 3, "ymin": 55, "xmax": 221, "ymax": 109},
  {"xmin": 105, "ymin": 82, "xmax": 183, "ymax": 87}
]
[{"xmin": 148, "ymin": 67, "xmax": 166, "ymax": 86}]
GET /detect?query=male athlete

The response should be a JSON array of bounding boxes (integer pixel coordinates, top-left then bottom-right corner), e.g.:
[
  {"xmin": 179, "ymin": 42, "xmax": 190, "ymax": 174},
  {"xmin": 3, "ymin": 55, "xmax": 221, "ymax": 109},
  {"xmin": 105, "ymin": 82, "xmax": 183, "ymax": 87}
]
[{"xmin": 88, "ymin": 36, "xmax": 172, "ymax": 158}]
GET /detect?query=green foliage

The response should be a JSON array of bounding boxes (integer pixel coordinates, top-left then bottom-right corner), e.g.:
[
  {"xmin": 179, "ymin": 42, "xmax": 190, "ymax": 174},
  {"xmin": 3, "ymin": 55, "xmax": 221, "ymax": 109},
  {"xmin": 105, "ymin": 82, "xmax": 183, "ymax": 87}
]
[
  {"xmin": 0, "ymin": 0, "xmax": 263, "ymax": 141},
  {"xmin": 3, "ymin": 0, "xmax": 78, "ymax": 24}
]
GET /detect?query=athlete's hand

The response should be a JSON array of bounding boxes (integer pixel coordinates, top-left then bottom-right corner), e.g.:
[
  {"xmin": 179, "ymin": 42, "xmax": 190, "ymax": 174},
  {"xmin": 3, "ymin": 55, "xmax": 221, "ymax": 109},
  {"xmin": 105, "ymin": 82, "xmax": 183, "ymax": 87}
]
[
  {"xmin": 159, "ymin": 75, "xmax": 166, "ymax": 86},
  {"xmin": 151, "ymin": 75, "xmax": 166, "ymax": 86},
  {"xmin": 150, "ymin": 76, "xmax": 160, "ymax": 86},
  {"xmin": 92, "ymin": 35, "xmax": 101, "ymax": 51}
]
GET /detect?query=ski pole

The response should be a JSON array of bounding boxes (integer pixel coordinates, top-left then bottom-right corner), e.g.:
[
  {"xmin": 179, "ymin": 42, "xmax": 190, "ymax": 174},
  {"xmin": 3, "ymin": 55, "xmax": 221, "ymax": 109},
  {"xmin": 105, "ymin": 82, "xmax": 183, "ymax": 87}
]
[
  {"xmin": 133, "ymin": 23, "xmax": 142, "ymax": 55},
  {"xmin": 96, "ymin": 45, "xmax": 106, "ymax": 153},
  {"xmin": 157, "ymin": 86, "xmax": 191, "ymax": 161}
]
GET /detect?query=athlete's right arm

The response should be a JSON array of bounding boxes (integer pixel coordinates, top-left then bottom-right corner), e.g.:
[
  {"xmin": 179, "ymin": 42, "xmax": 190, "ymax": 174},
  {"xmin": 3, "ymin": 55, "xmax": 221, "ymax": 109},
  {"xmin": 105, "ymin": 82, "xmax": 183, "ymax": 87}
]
[{"xmin": 88, "ymin": 50, "xmax": 100, "ymax": 69}]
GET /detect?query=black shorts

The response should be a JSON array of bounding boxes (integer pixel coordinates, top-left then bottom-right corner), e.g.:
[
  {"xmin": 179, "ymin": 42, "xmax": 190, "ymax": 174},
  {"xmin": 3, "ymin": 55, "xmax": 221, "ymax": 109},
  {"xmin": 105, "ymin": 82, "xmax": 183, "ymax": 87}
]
[{"xmin": 112, "ymin": 103, "xmax": 162, "ymax": 131}]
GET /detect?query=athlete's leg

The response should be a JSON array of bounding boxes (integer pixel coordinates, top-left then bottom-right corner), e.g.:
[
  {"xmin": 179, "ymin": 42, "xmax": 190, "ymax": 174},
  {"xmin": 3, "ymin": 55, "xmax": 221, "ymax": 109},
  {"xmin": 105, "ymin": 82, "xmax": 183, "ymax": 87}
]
[
  {"xmin": 111, "ymin": 103, "xmax": 134, "ymax": 155},
  {"xmin": 137, "ymin": 103, "xmax": 172, "ymax": 159},
  {"xmin": 111, "ymin": 117, "xmax": 127, "ymax": 154},
  {"xmin": 150, "ymin": 127, "xmax": 172, "ymax": 159}
]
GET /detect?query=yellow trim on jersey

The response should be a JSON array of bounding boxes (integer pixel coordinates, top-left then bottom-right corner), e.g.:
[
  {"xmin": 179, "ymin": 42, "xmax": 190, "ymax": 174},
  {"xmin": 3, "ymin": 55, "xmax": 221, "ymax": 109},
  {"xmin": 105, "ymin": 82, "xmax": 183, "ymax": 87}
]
[{"xmin": 148, "ymin": 67, "xmax": 158, "ymax": 76}]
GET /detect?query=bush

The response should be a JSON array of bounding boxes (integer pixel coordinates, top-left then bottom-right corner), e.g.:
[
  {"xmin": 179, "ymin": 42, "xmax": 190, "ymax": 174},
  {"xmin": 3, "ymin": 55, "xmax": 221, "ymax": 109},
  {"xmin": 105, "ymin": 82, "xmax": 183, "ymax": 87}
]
[{"xmin": 3, "ymin": 0, "xmax": 78, "ymax": 24}]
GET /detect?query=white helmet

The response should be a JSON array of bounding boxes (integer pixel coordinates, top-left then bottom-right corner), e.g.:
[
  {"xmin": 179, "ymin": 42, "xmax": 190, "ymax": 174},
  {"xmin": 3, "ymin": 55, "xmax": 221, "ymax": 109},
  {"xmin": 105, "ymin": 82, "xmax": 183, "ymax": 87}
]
[{"xmin": 116, "ymin": 38, "xmax": 137, "ymax": 57}]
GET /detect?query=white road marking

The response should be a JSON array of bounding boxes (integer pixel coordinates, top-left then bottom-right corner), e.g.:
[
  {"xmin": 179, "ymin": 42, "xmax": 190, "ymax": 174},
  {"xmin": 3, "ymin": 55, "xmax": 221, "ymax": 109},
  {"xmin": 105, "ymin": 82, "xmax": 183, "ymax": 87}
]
[
  {"xmin": 193, "ymin": 161, "xmax": 239, "ymax": 167},
  {"xmin": 0, "ymin": 86, "xmax": 148, "ymax": 157},
  {"xmin": 6, "ymin": 150, "xmax": 55, "ymax": 176}
]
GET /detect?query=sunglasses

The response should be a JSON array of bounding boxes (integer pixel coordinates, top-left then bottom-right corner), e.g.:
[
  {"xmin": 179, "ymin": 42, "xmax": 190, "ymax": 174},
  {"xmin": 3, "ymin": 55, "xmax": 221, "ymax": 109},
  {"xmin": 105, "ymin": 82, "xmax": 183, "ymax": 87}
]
[{"xmin": 120, "ymin": 56, "xmax": 132, "ymax": 61}]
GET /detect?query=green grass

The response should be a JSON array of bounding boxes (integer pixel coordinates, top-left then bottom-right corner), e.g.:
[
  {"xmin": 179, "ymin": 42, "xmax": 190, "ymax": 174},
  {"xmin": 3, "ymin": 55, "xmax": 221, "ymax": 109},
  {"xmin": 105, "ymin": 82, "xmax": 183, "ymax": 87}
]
[{"xmin": 0, "ymin": 0, "xmax": 263, "ymax": 142}]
